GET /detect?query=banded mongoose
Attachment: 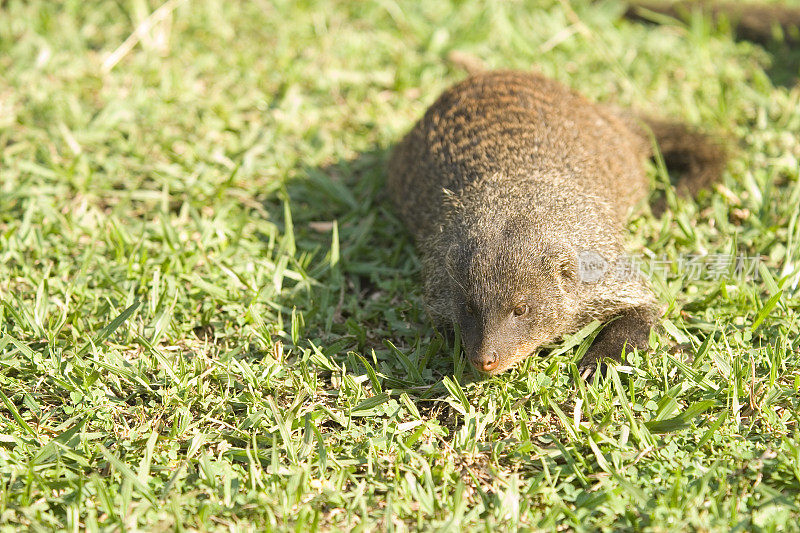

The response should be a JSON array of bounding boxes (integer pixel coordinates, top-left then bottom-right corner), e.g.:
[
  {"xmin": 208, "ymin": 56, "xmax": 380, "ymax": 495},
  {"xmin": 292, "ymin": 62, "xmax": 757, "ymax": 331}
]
[{"xmin": 387, "ymin": 70, "xmax": 725, "ymax": 374}]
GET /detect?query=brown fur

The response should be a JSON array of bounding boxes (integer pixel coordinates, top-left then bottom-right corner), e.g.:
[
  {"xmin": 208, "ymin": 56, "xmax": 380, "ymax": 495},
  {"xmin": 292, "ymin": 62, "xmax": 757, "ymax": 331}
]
[{"xmin": 387, "ymin": 70, "xmax": 726, "ymax": 374}]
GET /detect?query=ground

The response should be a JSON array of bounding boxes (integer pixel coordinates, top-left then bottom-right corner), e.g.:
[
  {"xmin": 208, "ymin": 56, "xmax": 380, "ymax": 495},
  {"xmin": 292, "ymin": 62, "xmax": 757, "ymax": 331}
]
[{"xmin": 1, "ymin": 0, "xmax": 799, "ymax": 531}]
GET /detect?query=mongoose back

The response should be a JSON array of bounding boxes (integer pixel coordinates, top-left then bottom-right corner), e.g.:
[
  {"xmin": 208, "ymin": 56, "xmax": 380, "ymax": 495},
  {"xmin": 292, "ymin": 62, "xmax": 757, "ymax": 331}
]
[{"xmin": 387, "ymin": 70, "xmax": 725, "ymax": 374}]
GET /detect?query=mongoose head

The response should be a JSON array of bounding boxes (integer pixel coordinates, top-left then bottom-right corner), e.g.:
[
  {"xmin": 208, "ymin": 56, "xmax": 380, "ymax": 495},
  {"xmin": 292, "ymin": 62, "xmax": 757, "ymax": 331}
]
[{"xmin": 445, "ymin": 221, "xmax": 581, "ymax": 374}]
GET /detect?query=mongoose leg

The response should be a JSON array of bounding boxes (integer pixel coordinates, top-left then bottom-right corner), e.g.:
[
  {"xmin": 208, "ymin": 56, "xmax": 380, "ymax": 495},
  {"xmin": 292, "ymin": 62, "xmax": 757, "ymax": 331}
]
[{"xmin": 578, "ymin": 306, "xmax": 657, "ymax": 379}]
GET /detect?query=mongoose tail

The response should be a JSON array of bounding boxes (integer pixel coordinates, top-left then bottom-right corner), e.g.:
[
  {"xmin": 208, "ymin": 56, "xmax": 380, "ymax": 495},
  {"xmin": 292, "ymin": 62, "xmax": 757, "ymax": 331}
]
[
  {"xmin": 625, "ymin": 1, "xmax": 800, "ymax": 45},
  {"xmin": 642, "ymin": 117, "xmax": 728, "ymax": 198}
]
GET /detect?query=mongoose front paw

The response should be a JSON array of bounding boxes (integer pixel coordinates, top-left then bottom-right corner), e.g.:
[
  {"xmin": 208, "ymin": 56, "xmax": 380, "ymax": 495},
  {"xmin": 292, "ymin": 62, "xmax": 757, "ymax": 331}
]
[
  {"xmin": 577, "ymin": 307, "xmax": 656, "ymax": 381},
  {"xmin": 577, "ymin": 345, "xmax": 620, "ymax": 381}
]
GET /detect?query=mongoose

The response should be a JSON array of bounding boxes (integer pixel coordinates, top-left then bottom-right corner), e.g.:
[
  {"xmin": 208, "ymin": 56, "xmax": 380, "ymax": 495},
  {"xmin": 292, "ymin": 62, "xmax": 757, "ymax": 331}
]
[
  {"xmin": 387, "ymin": 70, "xmax": 725, "ymax": 374},
  {"xmin": 625, "ymin": 1, "xmax": 800, "ymax": 45}
]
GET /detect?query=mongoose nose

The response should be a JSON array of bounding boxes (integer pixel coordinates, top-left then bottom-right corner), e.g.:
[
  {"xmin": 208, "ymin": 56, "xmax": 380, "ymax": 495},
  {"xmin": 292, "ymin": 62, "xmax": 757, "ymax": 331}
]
[{"xmin": 473, "ymin": 351, "xmax": 499, "ymax": 372}]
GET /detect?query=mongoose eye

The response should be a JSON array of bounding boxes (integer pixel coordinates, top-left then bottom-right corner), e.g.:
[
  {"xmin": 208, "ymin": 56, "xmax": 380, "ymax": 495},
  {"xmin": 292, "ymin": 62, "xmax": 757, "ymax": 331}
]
[
  {"xmin": 465, "ymin": 304, "xmax": 476, "ymax": 316},
  {"xmin": 513, "ymin": 304, "xmax": 529, "ymax": 317}
]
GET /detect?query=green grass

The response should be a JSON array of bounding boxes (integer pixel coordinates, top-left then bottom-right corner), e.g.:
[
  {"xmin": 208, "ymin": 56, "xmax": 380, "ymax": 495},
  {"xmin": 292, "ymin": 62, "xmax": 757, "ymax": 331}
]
[{"xmin": 1, "ymin": 0, "xmax": 799, "ymax": 530}]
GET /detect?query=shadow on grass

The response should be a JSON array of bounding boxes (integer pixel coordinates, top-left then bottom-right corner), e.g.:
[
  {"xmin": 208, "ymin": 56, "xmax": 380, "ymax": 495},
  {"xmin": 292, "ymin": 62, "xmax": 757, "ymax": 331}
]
[
  {"xmin": 762, "ymin": 42, "xmax": 800, "ymax": 88},
  {"xmin": 625, "ymin": 3, "xmax": 800, "ymax": 88},
  {"xmin": 258, "ymin": 147, "xmax": 463, "ymax": 400}
]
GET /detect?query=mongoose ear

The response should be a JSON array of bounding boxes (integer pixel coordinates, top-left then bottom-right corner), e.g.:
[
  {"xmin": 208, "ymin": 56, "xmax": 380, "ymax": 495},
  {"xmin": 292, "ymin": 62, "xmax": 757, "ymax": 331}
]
[
  {"xmin": 538, "ymin": 242, "xmax": 577, "ymax": 285},
  {"xmin": 557, "ymin": 247, "xmax": 578, "ymax": 285}
]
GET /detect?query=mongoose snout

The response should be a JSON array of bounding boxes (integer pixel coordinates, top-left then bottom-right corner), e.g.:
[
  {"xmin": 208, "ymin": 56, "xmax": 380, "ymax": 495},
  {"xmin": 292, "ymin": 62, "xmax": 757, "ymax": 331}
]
[
  {"xmin": 455, "ymin": 232, "xmax": 581, "ymax": 374},
  {"xmin": 387, "ymin": 70, "xmax": 725, "ymax": 375}
]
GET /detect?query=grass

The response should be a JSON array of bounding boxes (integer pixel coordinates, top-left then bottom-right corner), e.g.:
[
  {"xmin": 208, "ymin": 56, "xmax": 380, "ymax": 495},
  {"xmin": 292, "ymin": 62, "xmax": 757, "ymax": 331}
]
[{"xmin": 1, "ymin": 0, "xmax": 799, "ymax": 530}]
